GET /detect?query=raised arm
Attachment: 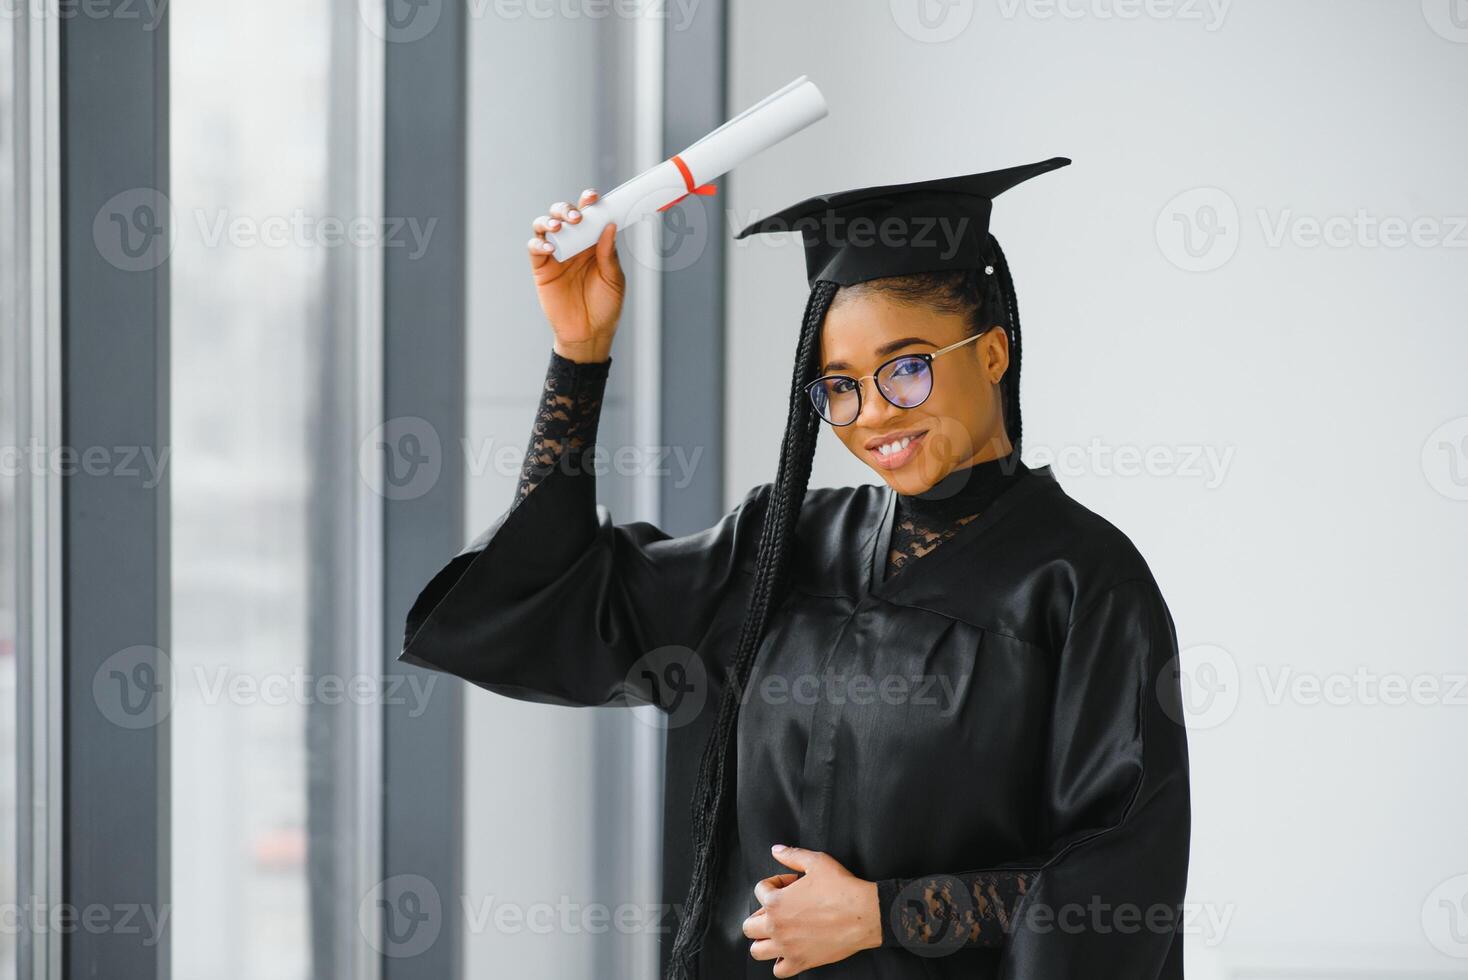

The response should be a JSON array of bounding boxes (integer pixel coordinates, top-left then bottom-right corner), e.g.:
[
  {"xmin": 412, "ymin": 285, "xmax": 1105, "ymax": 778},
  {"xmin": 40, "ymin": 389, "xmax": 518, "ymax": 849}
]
[{"xmin": 399, "ymin": 188, "xmax": 768, "ymax": 709}]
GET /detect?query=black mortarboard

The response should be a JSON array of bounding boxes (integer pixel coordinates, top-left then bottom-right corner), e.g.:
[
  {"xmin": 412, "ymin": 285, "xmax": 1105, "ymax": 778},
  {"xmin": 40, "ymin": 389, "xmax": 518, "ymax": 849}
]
[{"xmin": 733, "ymin": 156, "xmax": 1071, "ymax": 287}]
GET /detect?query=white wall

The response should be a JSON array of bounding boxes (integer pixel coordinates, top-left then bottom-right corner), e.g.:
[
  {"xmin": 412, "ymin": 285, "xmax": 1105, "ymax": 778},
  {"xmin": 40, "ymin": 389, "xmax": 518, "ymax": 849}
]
[{"xmin": 727, "ymin": 1, "xmax": 1468, "ymax": 976}]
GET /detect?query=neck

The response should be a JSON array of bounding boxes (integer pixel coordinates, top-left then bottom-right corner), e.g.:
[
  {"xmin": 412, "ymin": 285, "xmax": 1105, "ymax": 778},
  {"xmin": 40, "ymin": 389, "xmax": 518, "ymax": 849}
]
[
  {"xmin": 894, "ymin": 447, "xmax": 1029, "ymax": 526},
  {"xmin": 908, "ymin": 446, "xmax": 1025, "ymax": 499}
]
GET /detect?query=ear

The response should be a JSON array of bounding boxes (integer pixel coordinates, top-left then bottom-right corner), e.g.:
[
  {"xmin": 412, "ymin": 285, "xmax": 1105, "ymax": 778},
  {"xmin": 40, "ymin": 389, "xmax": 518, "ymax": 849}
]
[{"xmin": 980, "ymin": 324, "xmax": 1010, "ymax": 384}]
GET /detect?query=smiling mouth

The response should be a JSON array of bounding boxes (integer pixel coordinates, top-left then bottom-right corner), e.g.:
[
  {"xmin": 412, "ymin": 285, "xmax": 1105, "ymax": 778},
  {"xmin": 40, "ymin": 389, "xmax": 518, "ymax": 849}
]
[{"xmin": 868, "ymin": 430, "xmax": 927, "ymax": 470}]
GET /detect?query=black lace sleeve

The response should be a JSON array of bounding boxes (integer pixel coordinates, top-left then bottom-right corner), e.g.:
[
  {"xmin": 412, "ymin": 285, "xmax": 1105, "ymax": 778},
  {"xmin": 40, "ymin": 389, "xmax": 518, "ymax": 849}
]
[
  {"xmin": 875, "ymin": 868, "xmax": 1033, "ymax": 951},
  {"xmin": 513, "ymin": 347, "xmax": 612, "ymax": 510}
]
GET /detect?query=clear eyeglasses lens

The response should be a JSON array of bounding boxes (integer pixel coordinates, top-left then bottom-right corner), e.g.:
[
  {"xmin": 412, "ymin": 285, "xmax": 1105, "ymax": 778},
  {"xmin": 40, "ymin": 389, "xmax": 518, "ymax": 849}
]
[{"xmin": 808, "ymin": 355, "xmax": 934, "ymax": 426}]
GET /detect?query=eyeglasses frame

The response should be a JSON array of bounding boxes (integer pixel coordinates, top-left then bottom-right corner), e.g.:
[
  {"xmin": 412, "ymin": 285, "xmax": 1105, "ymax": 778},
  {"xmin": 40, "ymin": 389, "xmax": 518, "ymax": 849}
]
[{"xmin": 805, "ymin": 325, "xmax": 998, "ymax": 427}]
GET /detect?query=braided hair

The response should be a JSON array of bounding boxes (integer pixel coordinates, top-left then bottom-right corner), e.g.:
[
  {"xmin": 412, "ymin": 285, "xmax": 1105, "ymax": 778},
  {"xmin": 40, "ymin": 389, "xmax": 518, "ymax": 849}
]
[{"xmin": 666, "ymin": 233, "xmax": 1023, "ymax": 978}]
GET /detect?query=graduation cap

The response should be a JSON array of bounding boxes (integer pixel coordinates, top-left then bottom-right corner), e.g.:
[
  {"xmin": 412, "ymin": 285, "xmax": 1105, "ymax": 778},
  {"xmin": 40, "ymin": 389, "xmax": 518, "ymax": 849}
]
[{"xmin": 733, "ymin": 156, "xmax": 1071, "ymax": 287}]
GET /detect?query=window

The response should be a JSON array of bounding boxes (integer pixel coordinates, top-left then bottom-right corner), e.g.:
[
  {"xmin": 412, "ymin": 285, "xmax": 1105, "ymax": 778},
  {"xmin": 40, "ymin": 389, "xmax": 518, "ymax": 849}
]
[{"xmin": 169, "ymin": 3, "xmax": 382, "ymax": 977}]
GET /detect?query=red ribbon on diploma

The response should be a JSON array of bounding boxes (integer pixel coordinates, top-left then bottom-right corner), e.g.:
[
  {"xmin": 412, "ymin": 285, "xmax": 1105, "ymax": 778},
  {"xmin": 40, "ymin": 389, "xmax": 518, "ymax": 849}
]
[{"xmin": 657, "ymin": 154, "xmax": 718, "ymax": 212}]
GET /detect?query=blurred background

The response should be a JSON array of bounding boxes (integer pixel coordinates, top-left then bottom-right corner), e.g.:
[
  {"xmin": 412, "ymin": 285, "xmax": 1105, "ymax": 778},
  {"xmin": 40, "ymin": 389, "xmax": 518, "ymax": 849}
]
[{"xmin": 2, "ymin": 1, "xmax": 1467, "ymax": 979}]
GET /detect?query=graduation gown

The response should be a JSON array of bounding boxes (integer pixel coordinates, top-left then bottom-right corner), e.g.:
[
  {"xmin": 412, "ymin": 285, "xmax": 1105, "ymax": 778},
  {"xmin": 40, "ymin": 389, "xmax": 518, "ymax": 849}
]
[{"xmin": 399, "ymin": 453, "xmax": 1191, "ymax": 978}]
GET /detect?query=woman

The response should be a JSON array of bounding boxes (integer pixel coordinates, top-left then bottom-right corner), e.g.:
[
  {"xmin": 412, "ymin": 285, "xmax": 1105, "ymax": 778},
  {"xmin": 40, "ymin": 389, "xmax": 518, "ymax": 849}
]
[{"xmin": 400, "ymin": 158, "xmax": 1192, "ymax": 979}]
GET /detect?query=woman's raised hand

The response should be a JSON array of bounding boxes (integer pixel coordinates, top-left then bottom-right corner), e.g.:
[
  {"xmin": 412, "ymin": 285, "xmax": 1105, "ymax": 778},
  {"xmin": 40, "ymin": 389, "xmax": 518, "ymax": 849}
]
[{"xmin": 527, "ymin": 188, "xmax": 625, "ymax": 364}]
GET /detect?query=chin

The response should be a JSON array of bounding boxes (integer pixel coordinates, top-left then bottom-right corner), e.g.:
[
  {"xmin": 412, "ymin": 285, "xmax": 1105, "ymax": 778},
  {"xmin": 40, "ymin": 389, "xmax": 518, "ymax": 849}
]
[{"xmin": 869, "ymin": 453, "xmax": 946, "ymax": 495}]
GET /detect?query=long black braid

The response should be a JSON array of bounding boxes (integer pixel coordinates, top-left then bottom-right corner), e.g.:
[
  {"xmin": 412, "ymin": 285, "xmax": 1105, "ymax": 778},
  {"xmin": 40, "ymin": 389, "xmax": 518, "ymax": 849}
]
[
  {"xmin": 991, "ymin": 234, "xmax": 1024, "ymax": 456},
  {"xmin": 666, "ymin": 278, "xmax": 840, "ymax": 978},
  {"xmin": 667, "ymin": 236, "xmax": 1025, "ymax": 977}
]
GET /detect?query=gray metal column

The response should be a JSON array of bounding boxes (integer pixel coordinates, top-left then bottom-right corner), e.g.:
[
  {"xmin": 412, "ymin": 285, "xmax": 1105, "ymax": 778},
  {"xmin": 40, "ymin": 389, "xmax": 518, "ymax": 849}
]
[
  {"xmin": 658, "ymin": 5, "xmax": 729, "ymax": 976},
  {"xmin": 381, "ymin": 3, "xmax": 466, "ymax": 978},
  {"xmin": 59, "ymin": 5, "xmax": 170, "ymax": 979}
]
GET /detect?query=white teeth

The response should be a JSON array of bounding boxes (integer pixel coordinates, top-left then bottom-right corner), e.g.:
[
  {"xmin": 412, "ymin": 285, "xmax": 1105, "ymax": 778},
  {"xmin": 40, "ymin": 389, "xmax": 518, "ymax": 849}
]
[{"xmin": 877, "ymin": 436, "xmax": 913, "ymax": 457}]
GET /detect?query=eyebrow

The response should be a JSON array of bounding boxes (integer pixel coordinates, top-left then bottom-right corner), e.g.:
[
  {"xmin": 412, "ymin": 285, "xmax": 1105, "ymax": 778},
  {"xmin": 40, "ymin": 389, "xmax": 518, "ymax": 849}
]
[{"xmin": 821, "ymin": 336, "xmax": 935, "ymax": 374}]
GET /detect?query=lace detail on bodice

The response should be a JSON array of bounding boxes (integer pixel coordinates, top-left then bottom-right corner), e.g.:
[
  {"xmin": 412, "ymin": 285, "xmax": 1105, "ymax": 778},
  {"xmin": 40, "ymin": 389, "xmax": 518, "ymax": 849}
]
[
  {"xmin": 883, "ymin": 447, "xmax": 1030, "ymax": 581},
  {"xmin": 886, "ymin": 510, "xmax": 983, "ymax": 576}
]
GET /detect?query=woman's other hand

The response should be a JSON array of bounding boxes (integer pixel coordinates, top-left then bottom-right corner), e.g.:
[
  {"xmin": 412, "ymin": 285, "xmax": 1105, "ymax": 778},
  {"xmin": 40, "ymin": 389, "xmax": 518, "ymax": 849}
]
[
  {"xmin": 526, "ymin": 188, "xmax": 625, "ymax": 363},
  {"xmin": 742, "ymin": 845, "xmax": 883, "ymax": 976}
]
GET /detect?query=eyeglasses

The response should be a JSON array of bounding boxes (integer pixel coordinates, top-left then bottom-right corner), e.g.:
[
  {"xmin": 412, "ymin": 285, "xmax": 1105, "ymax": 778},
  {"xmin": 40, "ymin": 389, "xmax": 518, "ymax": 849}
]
[{"xmin": 805, "ymin": 328, "xmax": 994, "ymax": 426}]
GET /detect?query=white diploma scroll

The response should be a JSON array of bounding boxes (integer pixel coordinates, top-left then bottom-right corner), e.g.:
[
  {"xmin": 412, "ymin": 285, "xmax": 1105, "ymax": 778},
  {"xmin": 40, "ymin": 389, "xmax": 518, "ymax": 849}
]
[{"xmin": 544, "ymin": 75, "xmax": 828, "ymax": 262}]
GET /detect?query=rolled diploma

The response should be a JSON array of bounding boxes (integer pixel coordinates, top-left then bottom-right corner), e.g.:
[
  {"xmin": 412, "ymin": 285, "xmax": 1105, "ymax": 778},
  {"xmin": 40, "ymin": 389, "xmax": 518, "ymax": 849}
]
[{"xmin": 545, "ymin": 74, "xmax": 828, "ymax": 262}]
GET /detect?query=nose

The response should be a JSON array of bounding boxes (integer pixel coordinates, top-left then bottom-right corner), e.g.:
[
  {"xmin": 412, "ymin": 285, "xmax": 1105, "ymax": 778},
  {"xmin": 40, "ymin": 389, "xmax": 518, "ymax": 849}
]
[{"xmin": 853, "ymin": 375, "xmax": 903, "ymax": 428}]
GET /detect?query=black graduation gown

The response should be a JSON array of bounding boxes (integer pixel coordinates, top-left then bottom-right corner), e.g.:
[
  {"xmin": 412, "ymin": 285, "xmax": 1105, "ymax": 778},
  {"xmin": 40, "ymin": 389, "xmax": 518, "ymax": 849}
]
[{"xmin": 399, "ymin": 459, "xmax": 1191, "ymax": 979}]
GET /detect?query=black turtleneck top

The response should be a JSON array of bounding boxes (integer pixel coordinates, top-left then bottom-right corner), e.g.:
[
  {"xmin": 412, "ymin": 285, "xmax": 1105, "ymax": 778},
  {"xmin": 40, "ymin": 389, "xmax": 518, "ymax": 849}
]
[{"xmin": 515, "ymin": 348, "xmax": 1030, "ymax": 583}]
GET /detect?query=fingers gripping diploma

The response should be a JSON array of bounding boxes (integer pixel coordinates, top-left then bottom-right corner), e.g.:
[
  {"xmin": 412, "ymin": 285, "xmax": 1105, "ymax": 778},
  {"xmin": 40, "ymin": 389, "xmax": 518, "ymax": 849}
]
[{"xmin": 743, "ymin": 844, "xmax": 884, "ymax": 977}]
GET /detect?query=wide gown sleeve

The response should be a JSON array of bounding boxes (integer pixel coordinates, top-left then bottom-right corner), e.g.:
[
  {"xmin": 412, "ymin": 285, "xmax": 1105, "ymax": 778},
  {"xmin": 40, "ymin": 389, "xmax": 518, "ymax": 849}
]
[
  {"xmin": 873, "ymin": 576, "xmax": 1191, "ymax": 973},
  {"xmin": 398, "ymin": 347, "xmax": 766, "ymax": 709}
]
